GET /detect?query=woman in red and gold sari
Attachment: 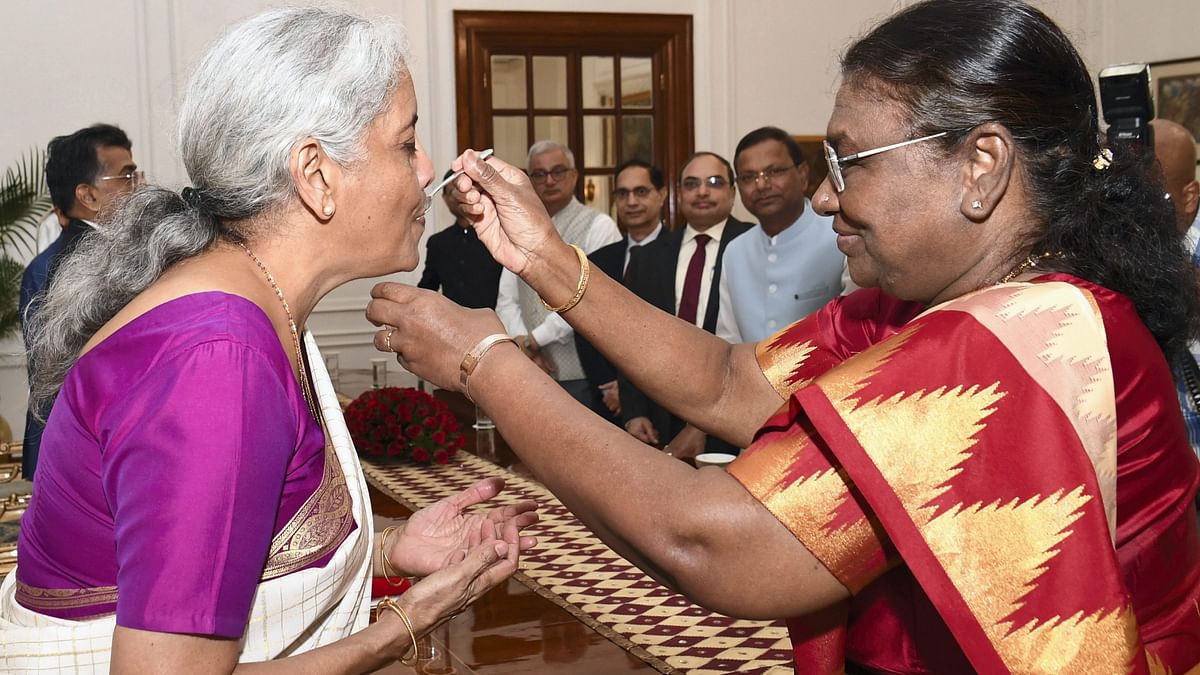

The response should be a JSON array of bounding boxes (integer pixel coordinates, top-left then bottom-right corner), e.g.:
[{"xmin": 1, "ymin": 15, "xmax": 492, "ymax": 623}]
[{"xmin": 368, "ymin": 0, "xmax": 1200, "ymax": 671}]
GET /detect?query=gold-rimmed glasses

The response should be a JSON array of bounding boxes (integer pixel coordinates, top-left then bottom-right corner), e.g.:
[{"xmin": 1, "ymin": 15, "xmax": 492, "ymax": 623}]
[{"xmin": 96, "ymin": 170, "xmax": 144, "ymax": 186}]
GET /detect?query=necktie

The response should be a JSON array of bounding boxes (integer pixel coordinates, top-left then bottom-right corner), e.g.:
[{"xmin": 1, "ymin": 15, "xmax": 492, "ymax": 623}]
[
  {"xmin": 624, "ymin": 244, "xmax": 642, "ymax": 284},
  {"xmin": 677, "ymin": 233, "xmax": 711, "ymax": 325}
]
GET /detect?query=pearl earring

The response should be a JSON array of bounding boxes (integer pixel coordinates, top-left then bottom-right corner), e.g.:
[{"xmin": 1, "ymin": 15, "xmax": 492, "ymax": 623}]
[
  {"xmin": 323, "ymin": 205, "xmax": 334, "ymax": 217},
  {"xmin": 971, "ymin": 200, "xmax": 983, "ymax": 210}
]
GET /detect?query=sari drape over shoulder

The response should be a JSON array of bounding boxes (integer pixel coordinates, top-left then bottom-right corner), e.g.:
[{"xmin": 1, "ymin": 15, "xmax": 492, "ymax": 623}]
[
  {"xmin": 731, "ymin": 276, "xmax": 1200, "ymax": 674},
  {"xmin": 0, "ymin": 331, "xmax": 373, "ymax": 673}
]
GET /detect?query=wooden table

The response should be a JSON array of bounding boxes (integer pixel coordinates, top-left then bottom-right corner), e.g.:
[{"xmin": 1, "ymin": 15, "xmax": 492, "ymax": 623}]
[{"xmin": 360, "ymin": 385, "xmax": 654, "ymax": 674}]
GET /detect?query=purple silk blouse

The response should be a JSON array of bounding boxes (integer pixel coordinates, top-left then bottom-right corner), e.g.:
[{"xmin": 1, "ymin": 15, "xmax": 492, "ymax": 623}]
[{"xmin": 16, "ymin": 292, "xmax": 353, "ymax": 638}]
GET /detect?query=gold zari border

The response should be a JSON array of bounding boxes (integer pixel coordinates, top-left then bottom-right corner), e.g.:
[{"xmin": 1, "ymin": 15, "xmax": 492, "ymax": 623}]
[
  {"xmin": 262, "ymin": 440, "xmax": 355, "ymax": 580},
  {"xmin": 15, "ymin": 582, "xmax": 117, "ymax": 613}
]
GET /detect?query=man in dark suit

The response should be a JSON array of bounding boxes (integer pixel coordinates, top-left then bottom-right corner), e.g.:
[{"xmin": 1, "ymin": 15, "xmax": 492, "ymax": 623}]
[
  {"xmin": 417, "ymin": 169, "xmax": 503, "ymax": 309},
  {"xmin": 19, "ymin": 124, "xmax": 139, "ymax": 479},
  {"xmin": 620, "ymin": 152, "xmax": 752, "ymax": 460},
  {"xmin": 576, "ymin": 160, "xmax": 667, "ymax": 423}
]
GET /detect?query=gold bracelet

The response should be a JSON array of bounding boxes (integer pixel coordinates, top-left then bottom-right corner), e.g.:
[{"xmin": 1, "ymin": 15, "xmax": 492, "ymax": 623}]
[
  {"xmin": 459, "ymin": 333, "xmax": 517, "ymax": 402},
  {"xmin": 379, "ymin": 526, "xmax": 405, "ymax": 588},
  {"xmin": 539, "ymin": 244, "xmax": 590, "ymax": 313},
  {"xmin": 377, "ymin": 596, "xmax": 420, "ymax": 666}
]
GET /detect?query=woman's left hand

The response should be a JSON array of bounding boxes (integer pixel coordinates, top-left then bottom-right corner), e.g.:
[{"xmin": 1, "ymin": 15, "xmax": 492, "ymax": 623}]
[
  {"xmin": 368, "ymin": 284, "xmax": 509, "ymax": 392},
  {"xmin": 387, "ymin": 477, "xmax": 538, "ymax": 577}
]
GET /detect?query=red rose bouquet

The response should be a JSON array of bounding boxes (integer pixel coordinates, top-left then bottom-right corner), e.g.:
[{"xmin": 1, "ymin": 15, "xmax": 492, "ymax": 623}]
[{"xmin": 345, "ymin": 387, "xmax": 465, "ymax": 464}]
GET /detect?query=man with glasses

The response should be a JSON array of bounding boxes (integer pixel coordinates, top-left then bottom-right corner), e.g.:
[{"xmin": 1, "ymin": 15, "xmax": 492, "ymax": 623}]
[
  {"xmin": 721, "ymin": 127, "xmax": 848, "ymax": 344},
  {"xmin": 620, "ymin": 152, "xmax": 751, "ymax": 460},
  {"xmin": 495, "ymin": 140, "xmax": 620, "ymax": 412},
  {"xmin": 577, "ymin": 160, "xmax": 667, "ymax": 424},
  {"xmin": 18, "ymin": 123, "xmax": 139, "ymax": 479}
]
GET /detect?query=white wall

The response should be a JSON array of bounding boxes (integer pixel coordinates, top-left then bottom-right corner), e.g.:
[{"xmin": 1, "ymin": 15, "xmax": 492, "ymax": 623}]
[{"xmin": 1, "ymin": 0, "xmax": 1197, "ymax": 439}]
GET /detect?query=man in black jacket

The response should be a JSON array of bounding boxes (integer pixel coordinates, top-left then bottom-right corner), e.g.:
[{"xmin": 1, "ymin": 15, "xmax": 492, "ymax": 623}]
[
  {"xmin": 576, "ymin": 160, "xmax": 667, "ymax": 423},
  {"xmin": 619, "ymin": 152, "xmax": 752, "ymax": 460},
  {"xmin": 417, "ymin": 169, "xmax": 502, "ymax": 309}
]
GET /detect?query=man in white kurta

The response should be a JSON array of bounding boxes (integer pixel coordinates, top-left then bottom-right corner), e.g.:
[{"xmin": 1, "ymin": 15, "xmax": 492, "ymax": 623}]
[{"xmin": 495, "ymin": 141, "xmax": 620, "ymax": 410}]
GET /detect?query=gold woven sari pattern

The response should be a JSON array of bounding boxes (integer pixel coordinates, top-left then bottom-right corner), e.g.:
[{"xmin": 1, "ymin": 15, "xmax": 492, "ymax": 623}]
[
  {"xmin": 13, "ymin": 583, "xmax": 118, "ymax": 614},
  {"xmin": 733, "ymin": 414, "xmax": 889, "ymax": 592},
  {"xmin": 757, "ymin": 329, "xmax": 818, "ymax": 398},
  {"xmin": 818, "ymin": 287, "xmax": 1138, "ymax": 673},
  {"xmin": 262, "ymin": 440, "xmax": 354, "ymax": 581}
]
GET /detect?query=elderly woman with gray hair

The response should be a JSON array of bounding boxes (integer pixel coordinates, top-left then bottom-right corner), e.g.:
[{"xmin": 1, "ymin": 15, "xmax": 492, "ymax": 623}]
[{"xmin": 0, "ymin": 7, "xmax": 537, "ymax": 673}]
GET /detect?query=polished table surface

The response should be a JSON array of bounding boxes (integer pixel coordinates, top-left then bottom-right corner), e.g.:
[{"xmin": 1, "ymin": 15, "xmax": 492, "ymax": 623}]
[{"xmin": 353, "ymin": 380, "xmax": 655, "ymax": 674}]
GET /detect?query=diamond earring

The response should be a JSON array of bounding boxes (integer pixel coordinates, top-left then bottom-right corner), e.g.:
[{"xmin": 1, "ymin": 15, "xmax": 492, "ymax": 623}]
[{"xmin": 971, "ymin": 200, "xmax": 983, "ymax": 210}]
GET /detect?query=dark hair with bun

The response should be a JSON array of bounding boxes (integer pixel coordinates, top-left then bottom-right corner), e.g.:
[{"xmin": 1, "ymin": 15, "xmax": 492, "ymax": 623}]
[{"xmin": 842, "ymin": 0, "xmax": 1196, "ymax": 361}]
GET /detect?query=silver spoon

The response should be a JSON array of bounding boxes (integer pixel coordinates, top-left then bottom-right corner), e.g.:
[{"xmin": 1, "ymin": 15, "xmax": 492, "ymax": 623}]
[{"xmin": 424, "ymin": 148, "xmax": 494, "ymax": 213}]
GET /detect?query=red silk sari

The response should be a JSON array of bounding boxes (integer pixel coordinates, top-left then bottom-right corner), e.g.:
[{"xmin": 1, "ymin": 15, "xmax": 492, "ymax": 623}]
[{"xmin": 729, "ymin": 276, "xmax": 1200, "ymax": 674}]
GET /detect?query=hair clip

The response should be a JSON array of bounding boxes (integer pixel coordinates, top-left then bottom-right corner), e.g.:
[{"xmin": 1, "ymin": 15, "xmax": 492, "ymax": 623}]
[{"xmin": 1092, "ymin": 148, "xmax": 1113, "ymax": 171}]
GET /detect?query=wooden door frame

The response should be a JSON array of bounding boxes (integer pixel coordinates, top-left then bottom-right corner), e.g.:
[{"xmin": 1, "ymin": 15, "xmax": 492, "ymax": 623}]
[{"xmin": 454, "ymin": 11, "xmax": 694, "ymax": 227}]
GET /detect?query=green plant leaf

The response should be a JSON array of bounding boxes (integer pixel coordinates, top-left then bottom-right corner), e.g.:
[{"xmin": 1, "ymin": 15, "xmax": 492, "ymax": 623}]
[
  {"xmin": 0, "ymin": 148, "xmax": 52, "ymax": 257},
  {"xmin": 0, "ymin": 255, "xmax": 26, "ymax": 341}
]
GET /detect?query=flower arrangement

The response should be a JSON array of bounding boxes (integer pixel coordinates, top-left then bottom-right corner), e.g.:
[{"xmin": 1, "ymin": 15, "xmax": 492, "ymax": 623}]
[{"xmin": 345, "ymin": 387, "xmax": 465, "ymax": 464}]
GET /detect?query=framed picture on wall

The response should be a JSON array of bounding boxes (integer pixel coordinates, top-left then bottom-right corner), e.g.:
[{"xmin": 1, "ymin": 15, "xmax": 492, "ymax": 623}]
[{"xmin": 1151, "ymin": 56, "xmax": 1200, "ymax": 160}]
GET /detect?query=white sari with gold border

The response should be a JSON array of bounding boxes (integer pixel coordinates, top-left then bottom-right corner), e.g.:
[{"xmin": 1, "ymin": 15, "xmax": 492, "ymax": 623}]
[{"xmin": 0, "ymin": 334, "xmax": 373, "ymax": 673}]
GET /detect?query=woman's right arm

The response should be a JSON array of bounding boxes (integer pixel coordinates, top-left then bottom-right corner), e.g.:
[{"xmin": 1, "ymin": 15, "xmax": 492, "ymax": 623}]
[
  {"xmin": 111, "ymin": 538, "xmax": 519, "ymax": 674},
  {"xmin": 453, "ymin": 152, "xmax": 783, "ymax": 447}
]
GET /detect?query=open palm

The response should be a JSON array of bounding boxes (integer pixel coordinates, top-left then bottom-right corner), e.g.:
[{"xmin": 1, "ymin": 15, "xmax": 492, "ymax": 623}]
[{"xmin": 388, "ymin": 477, "xmax": 538, "ymax": 577}]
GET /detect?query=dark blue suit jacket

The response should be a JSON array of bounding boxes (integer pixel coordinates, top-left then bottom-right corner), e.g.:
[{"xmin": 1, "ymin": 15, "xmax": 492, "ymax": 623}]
[
  {"xmin": 19, "ymin": 219, "xmax": 91, "ymax": 479},
  {"xmin": 575, "ymin": 237, "xmax": 632, "ymax": 391},
  {"xmin": 618, "ymin": 216, "xmax": 753, "ymax": 452}
]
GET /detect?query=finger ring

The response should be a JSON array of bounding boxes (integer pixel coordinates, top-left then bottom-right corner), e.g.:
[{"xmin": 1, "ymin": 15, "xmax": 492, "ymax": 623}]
[{"xmin": 384, "ymin": 327, "xmax": 396, "ymax": 352}]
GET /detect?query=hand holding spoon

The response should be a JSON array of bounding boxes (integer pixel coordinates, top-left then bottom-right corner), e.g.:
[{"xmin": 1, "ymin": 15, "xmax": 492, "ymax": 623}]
[{"xmin": 424, "ymin": 148, "xmax": 494, "ymax": 213}]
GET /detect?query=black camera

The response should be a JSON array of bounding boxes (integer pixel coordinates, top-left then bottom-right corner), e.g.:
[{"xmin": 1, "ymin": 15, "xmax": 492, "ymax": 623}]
[{"xmin": 1098, "ymin": 63, "xmax": 1154, "ymax": 146}]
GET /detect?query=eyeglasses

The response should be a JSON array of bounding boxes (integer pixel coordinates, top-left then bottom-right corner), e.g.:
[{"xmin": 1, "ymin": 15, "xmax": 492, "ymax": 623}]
[
  {"xmin": 96, "ymin": 170, "xmax": 144, "ymax": 185},
  {"xmin": 823, "ymin": 132, "xmax": 947, "ymax": 192},
  {"xmin": 735, "ymin": 165, "xmax": 797, "ymax": 187},
  {"xmin": 529, "ymin": 166, "xmax": 572, "ymax": 183},
  {"xmin": 614, "ymin": 186, "xmax": 655, "ymax": 200},
  {"xmin": 680, "ymin": 175, "xmax": 729, "ymax": 192}
]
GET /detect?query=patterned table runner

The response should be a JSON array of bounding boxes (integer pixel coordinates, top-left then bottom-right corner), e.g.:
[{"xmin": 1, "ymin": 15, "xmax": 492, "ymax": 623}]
[{"xmin": 362, "ymin": 454, "xmax": 793, "ymax": 674}]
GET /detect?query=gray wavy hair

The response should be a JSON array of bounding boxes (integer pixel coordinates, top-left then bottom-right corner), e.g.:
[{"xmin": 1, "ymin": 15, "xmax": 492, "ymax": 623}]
[
  {"xmin": 26, "ymin": 6, "xmax": 410, "ymax": 413},
  {"xmin": 526, "ymin": 140, "xmax": 576, "ymax": 170}
]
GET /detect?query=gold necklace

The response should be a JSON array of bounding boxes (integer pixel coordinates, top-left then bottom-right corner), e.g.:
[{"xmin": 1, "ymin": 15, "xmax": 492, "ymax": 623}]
[
  {"xmin": 237, "ymin": 242, "xmax": 323, "ymax": 427},
  {"xmin": 998, "ymin": 251, "xmax": 1058, "ymax": 284}
]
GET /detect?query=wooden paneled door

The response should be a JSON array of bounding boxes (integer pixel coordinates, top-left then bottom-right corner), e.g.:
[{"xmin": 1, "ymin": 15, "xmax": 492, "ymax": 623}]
[{"xmin": 454, "ymin": 11, "xmax": 693, "ymax": 228}]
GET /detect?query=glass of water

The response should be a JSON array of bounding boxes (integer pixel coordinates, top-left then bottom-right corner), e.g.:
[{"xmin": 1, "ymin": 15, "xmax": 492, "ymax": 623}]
[
  {"xmin": 473, "ymin": 404, "xmax": 495, "ymax": 430},
  {"xmin": 370, "ymin": 358, "xmax": 388, "ymax": 389}
]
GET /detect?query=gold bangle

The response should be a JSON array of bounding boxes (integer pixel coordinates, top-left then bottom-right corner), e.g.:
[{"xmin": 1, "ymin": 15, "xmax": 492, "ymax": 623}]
[
  {"xmin": 377, "ymin": 596, "xmax": 420, "ymax": 666},
  {"xmin": 379, "ymin": 526, "xmax": 406, "ymax": 588},
  {"xmin": 459, "ymin": 333, "xmax": 517, "ymax": 402},
  {"xmin": 539, "ymin": 244, "xmax": 590, "ymax": 313}
]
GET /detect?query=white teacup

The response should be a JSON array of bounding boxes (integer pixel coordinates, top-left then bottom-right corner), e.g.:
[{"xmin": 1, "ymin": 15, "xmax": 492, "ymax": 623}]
[{"xmin": 694, "ymin": 452, "xmax": 737, "ymax": 469}]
